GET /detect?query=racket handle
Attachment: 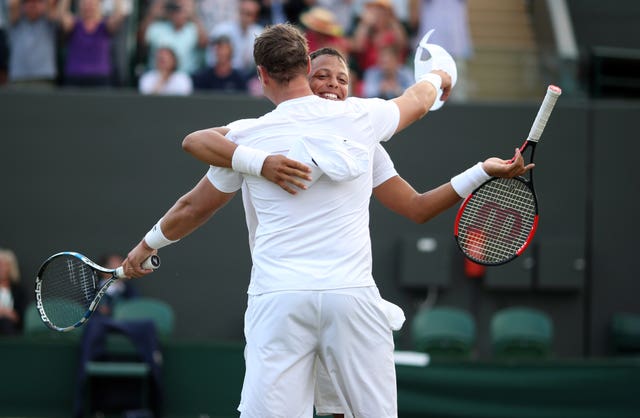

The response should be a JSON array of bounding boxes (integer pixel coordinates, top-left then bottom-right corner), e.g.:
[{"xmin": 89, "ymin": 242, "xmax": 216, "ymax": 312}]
[
  {"xmin": 527, "ymin": 85, "xmax": 562, "ymax": 143},
  {"xmin": 114, "ymin": 255, "xmax": 161, "ymax": 278}
]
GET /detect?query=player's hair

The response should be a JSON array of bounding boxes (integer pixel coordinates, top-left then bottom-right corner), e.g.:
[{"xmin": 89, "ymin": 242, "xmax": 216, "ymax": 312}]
[
  {"xmin": 309, "ymin": 47, "xmax": 347, "ymax": 66},
  {"xmin": 254, "ymin": 23, "xmax": 309, "ymax": 85}
]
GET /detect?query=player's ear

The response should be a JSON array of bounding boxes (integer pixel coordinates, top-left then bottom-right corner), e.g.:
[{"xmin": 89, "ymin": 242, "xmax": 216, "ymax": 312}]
[{"xmin": 256, "ymin": 65, "xmax": 268, "ymax": 86}]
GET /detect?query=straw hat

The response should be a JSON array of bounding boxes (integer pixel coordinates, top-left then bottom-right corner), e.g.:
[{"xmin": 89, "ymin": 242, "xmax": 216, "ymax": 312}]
[
  {"xmin": 300, "ymin": 7, "xmax": 344, "ymax": 37},
  {"xmin": 364, "ymin": 0, "xmax": 394, "ymax": 12}
]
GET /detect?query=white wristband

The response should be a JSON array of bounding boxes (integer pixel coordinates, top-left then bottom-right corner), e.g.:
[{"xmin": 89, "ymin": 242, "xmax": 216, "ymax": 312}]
[
  {"xmin": 450, "ymin": 162, "xmax": 491, "ymax": 198},
  {"xmin": 144, "ymin": 220, "xmax": 179, "ymax": 249},
  {"xmin": 418, "ymin": 72, "xmax": 442, "ymax": 93},
  {"xmin": 231, "ymin": 145, "xmax": 269, "ymax": 177}
]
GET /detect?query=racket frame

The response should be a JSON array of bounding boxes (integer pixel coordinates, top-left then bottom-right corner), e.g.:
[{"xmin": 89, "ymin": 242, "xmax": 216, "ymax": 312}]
[{"xmin": 35, "ymin": 251, "xmax": 159, "ymax": 332}]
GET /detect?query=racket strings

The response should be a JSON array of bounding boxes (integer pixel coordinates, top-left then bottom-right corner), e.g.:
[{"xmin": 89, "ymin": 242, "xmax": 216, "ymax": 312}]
[
  {"xmin": 458, "ymin": 178, "xmax": 537, "ymax": 264},
  {"xmin": 39, "ymin": 255, "xmax": 99, "ymax": 328}
]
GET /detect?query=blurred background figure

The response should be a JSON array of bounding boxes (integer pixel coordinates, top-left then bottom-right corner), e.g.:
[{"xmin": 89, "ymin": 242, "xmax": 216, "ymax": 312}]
[
  {"xmin": 410, "ymin": 0, "xmax": 473, "ymax": 100},
  {"xmin": 362, "ymin": 44, "xmax": 412, "ymax": 99},
  {"xmin": 299, "ymin": 6, "xmax": 349, "ymax": 57},
  {"xmin": 139, "ymin": 46, "xmax": 193, "ymax": 95},
  {"xmin": 192, "ymin": 34, "xmax": 247, "ymax": 92},
  {"xmin": 350, "ymin": 0, "xmax": 408, "ymax": 80},
  {"xmin": 95, "ymin": 252, "xmax": 140, "ymax": 317},
  {"xmin": 139, "ymin": 0, "xmax": 208, "ymax": 76},
  {"xmin": 0, "ymin": 0, "xmax": 8, "ymax": 85},
  {"xmin": 0, "ymin": 248, "xmax": 25, "ymax": 336},
  {"xmin": 102, "ymin": 0, "xmax": 135, "ymax": 87},
  {"xmin": 196, "ymin": 0, "xmax": 239, "ymax": 35},
  {"xmin": 208, "ymin": 0, "xmax": 263, "ymax": 80},
  {"xmin": 6, "ymin": 0, "xmax": 59, "ymax": 87},
  {"xmin": 57, "ymin": 0, "xmax": 126, "ymax": 87},
  {"xmin": 316, "ymin": 0, "xmax": 356, "ymax": 35}
]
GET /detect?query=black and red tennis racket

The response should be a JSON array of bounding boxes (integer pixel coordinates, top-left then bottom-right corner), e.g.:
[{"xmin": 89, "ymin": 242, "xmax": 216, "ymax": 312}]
[{"xmin": 454, "ymin": 85, "xmax": 562, "ymax": 265}]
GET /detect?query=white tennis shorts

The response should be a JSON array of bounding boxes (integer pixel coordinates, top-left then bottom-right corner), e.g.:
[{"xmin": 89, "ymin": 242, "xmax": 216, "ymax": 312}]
[{"xmin": 237, "ymin": 287, "xmax": 398, "ymax": 418}]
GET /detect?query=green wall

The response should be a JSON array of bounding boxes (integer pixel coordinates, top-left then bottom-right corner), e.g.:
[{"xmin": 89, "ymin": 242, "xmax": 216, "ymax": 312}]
[{"xmin": 1, "ymin": 90, "xmax": 639, "ymax": 358}]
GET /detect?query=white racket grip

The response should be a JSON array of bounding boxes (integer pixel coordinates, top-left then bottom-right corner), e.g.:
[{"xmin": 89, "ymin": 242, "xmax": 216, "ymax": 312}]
[
  {"xmin": 114, "ymin": 255, "xmax": 161, "ymax": 278},
  {"xmin": 527, "ymin": 85, "xmax": 562, "ymax": 143}
]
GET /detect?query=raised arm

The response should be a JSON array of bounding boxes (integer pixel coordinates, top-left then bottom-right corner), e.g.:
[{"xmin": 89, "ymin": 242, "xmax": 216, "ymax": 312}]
[
  {"xmin": 391, "ymin": 68, "xmax": 451, "ymax": 133},
  {"xmin": 106, "ymin": 0, "xmax": 126, "ymax": 33},
  {"xmin": 122, "ymin": 175, "xmax": 235, "ymax": 278},
  {"xmin": 57, "ymin": 0, "xmax": 75, "ymax": 32},
  {"xmin": 182, "ymin": 127, "xmax": 312, "ymax": 194}
]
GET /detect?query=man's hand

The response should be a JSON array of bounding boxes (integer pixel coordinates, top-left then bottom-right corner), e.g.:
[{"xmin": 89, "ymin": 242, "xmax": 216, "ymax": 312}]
[
  {"xmin": 261, "ymin": 155, "xmax": 312, "ymax": 195},
  {"xmin": 482, "ymin": 148, "xmax": 535, "ymax": 178},
  {"xmin": 121, "ymin": 240, "xmax": 157, "ymax": 279}
]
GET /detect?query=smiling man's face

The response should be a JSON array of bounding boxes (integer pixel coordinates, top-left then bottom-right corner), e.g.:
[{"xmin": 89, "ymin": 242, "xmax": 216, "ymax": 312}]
[{"xmin": 309, "ymin": 54, "xmax": 350, "ymax": 101}]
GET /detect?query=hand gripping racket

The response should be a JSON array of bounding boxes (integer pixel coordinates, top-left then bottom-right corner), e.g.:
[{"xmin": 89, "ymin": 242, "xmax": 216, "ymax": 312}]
[
  {"xmin": 35, "ymin": 251, "xmax": 160, "ymax": 332},
  {"xmin": 454, "ymin": 85, "xmax": 562, "ymax": 265}
]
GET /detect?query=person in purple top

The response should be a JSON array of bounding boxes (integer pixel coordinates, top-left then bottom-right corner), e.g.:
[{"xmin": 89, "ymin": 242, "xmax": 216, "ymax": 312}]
[{"xmin": 58, "ymin": 0, "xmax": 125, "ymax": 86}]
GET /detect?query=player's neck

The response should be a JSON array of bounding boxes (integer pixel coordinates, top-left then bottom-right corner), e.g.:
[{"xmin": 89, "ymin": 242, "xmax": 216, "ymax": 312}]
[{"xmin": 265, "ymin": 76, "xmax": 314, "ymax": 105}]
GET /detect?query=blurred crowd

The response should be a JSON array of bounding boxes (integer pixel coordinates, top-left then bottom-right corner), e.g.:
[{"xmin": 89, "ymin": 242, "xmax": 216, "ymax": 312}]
[{"xmin": 0, "ymin": 0, "xmax": 472, "ymax": 99}]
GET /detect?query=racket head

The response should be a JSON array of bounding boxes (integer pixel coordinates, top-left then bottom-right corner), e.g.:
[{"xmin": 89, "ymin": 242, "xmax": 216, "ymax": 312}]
[
  {"xmin": 454, "ymin": 177, "xmax": 539, "ymax": 266},
  {"xmin": 35, "ymin": 252, "xmax": 115, "ymax": 332}
]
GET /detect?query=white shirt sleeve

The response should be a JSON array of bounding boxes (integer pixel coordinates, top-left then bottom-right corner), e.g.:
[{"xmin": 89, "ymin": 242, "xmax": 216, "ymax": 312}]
[
  {"xmin": 372, "ymin": 144, "xmax": 398, "ymax": 187},
  {"xmin": 206, "ymin": 165, "xmax": 243, "ymax": 192},
  {"xmin": 365, "ymin": 98, "xmax": 401, "ymax": 142}
]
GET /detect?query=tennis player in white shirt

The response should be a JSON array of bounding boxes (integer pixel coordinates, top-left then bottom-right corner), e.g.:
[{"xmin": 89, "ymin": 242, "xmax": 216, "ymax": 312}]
[{"xmin": 123, "ymin": 24, "xmax": 531, "ymax": 418}]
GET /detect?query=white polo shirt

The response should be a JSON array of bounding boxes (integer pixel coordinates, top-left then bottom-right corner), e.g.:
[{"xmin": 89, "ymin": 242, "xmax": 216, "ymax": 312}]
[{"xmin": 208, "ymin": 95, "xmax": 400, "ymax": 295}]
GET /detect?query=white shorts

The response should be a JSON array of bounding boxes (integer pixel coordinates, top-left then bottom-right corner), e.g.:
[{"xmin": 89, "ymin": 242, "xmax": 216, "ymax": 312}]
[{"xmin": 238, "ymin": 287, "xmax": 398, "ymax": 418}]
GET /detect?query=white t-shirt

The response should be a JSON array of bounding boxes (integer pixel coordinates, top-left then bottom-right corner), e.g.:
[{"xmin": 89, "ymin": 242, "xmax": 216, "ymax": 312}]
[
  {"xmin": 208, "ymin": 95, "xmax": 400, "ymax": 295},
  {"xmin": 138, "ymin": 70, "xmax": 193, "ymax": 95}
]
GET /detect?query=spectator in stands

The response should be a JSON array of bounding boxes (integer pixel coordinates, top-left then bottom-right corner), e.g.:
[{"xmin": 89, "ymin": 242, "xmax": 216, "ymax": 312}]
[
  {"xmin": 6, "ymin": 0, "xmax": 59, "ymax": 86},
  {"xmin": 350, "ymin": 0, "xmax": 408, "ymax": 76},
  {"xmin": 0, "ymin": 248, "xmax": 25, "ymax": 336},
  {"xmin": 102, "ymin": 0, "xmax": 134, "ymax": 86},
  {"xmin": 208, "ymin": 0, "xmax": 263, "ymax": 79},
  {"xmin": 410, "ymin": 0, "xmax": 473, "ymax": 100},
  {"xmin": 299, "ymin": 6, "xmax": 349, "ymax": 58},
  {"xmin": 139, "ymin": 46, "xmax": 193, "ymax": 95},
  {"xmin": 140, "ymin": 0, "xmax": 208, "ymax": 75},
  {"xmin": 95, "ymin": 253, "xmax": 140, "ymax": 317},
  {"xmin": 316, "ymin": 0, "xmax": 356, "ymax": 35},
  {"xmin": 57, "ymin": 0, "xmax": 126, "ymax": 87},
  {"xmin": 191, "ymin": 34, "xmax": 247, "ymax": 92},
  {"xmin": 0, "ymin": 0, "xmax": 8, "ymax": 85},
  {"xmin": 196, "ymin": 0, "xmax": 239, "ymax": 35},
  {"xmin": 362, "ymin": 44, "xmax": 412, "ymax": 99}
]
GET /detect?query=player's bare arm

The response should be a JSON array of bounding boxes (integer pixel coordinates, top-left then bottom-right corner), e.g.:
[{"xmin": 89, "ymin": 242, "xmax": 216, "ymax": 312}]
[
  {"xmin": 374, "ymin": 148, "xmax": 531, "ymax": 224},
  {"xmin": 123, "ymin": 176, "xmax": 235, "ymax": 278},
  {"xmin": 182, "ymin": 128, "xmax": 312, "ymax": 194}
]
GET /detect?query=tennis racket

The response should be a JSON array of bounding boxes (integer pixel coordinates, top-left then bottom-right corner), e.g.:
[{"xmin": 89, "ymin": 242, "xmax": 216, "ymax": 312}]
[
  {"xmin": 35, "ymin": 251, "xmax": 160, "ymax": 332},
  {"xmin": 454, "ymin": 85, "xmax": 562, "ymax": 265}
]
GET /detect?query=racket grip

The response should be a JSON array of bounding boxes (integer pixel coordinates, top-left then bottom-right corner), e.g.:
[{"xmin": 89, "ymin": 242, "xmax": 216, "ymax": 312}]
[
  {"xmin": 114, "ymin": 255, "xmax": 161, "ymax": 278},
  {"xmin": 527, "ymin": 85, "xmax": 562, "ymax": 143}
]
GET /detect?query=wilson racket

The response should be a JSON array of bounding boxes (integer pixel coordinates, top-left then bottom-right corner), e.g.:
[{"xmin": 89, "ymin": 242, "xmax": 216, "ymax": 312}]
[
  {"xmin": 454, "ymin": 85, "xmax": 562, "ymax": 265},
  {"xmin": 35, "ymin": 251, "xmax": 160, "ymax": 332}
]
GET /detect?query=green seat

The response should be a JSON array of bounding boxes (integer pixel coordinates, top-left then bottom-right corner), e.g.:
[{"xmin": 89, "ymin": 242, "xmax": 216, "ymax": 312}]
[
  {"xmin": 611, "ymin": 312, "xmax": 640, "ymax": 355},
  {"xmin": 113, "ymin": 297, "xmax": 175, "ymax": 339},
  {"xmin": 411, "ymin": 306, "xmax": 476, "ymax": 361},
  {"xmin": 491, "ymin": 307, "xmax": 553, "ymax": 360}
]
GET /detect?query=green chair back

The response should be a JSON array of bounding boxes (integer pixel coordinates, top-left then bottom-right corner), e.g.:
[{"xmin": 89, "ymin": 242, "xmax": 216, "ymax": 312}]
[
  {"xmin": 113, "ymin": 297, "xmax": 175, "ymax": 338},
  {"xmin": 611, "ymin": 312, "xmax": 640, "ymax": 355},
  {"xmin": 411, "ymin": 306, "xmax": 476, "ymax": 361},
  {"xmin": 491, "ymin": 307, "xmax": 553, "ymax": 360},
  {"xmin": 22, "ymin": 301, "xmax": 83, "ymax": 341}
]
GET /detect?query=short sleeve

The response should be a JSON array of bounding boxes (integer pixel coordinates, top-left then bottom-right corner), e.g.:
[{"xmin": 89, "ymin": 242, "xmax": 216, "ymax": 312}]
[
  {"xmin": 207, "ymin": 166, "xmax": 243, "ymax": 193},
  {"xmin": 372, "ymin": 144, "xmax": 398, "ymax": 187},
  {"xmin": 360, "ymin": 97, "xmax": 400, "ymax": 142}
]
